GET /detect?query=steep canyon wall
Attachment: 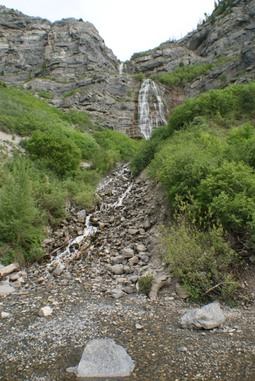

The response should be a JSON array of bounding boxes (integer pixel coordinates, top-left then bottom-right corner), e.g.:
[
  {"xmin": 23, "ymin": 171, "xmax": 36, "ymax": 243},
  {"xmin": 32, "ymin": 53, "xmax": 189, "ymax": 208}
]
[{"xmin": 0, "ymin": 1, "xmax": 255, "ymax": 137}]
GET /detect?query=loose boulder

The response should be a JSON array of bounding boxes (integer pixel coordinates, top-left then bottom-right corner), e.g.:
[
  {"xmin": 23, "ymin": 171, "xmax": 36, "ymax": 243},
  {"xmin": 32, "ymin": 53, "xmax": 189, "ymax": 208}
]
[
  {"xmin": 180, "ymin": 302, "xmax": 226, "ymax": 330},
  {"xmin": 74, "ymin": 338, "xmax": 135, "ymax": 378}
]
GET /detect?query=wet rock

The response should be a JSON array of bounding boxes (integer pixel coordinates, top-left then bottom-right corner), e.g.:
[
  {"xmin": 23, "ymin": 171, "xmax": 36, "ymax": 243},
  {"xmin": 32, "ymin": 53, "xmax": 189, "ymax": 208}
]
[
  {"xmin": 180, "ymin": 302, "xmax": 226, "ymax": 330},
  {"xmin": 74, "ymin": 338, "xmax": 135, "ymax": 377}
]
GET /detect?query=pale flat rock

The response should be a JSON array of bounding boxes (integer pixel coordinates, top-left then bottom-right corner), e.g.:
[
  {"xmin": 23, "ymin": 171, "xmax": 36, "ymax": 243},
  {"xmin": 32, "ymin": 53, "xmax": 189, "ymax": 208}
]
[
  {"xmin": 0, "ymin": 282, "xmax": 16, "ymax": 296},
  {"xmin": 180, "ymin": 302, "xmax": 226, "ymax": 330},
  {"xmin": 75, "ymin": 338, "xmax": 135, "ymax": 377},
  {"xmin": 38, "ymin": 306, "xmax": 53, "ymax": 317},
  {"xmin": 1, "ymin": 311, "xmax": 11, "ymax": 319}
]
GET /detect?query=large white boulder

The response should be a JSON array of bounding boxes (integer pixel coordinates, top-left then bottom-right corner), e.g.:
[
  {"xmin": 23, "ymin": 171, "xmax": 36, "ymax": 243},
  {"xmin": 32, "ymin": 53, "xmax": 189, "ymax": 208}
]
[
  {"xmin": 75, "ymin": 338, "xmax": 135, "ymax": 377},
  {"xmin": 180, "ymin": 301, "xmax": 226, "ymax": 330}
]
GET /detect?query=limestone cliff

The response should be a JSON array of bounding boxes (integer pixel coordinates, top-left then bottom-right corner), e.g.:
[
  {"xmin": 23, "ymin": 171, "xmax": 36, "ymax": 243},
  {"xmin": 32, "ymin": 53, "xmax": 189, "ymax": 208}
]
[{"xmin": 0, "ymin": 1, "xmax": 255, "ymax": 136}]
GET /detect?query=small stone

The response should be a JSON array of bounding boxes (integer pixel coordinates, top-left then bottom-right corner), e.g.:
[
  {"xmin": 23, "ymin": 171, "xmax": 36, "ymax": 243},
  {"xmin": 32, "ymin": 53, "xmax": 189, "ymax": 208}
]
[
  {"xmin": 128, "ymin": 256, "xmax": 139, "ymax": 266},
  {"xmin": 111, "ymin": 289, "xmax": 125, "ymax": 299},
  {"xmin": 38, "ymin": 306, "xmax": 53, "ymax": 317},
  {"xmin": 111, "ymin": 264, "xmax": 124, "ymax": 275},
  {"xmin": 121, "ymin": 247, "xmax": 134, "ymax": 258},
  {"xmin": 136, "ymin": 244, "xmax": 147, "ymax": 252},
  {"xmin": 123, "ymin": 266, "xmax": 134, "ymax": 274},
  {"xmin": 138, "ymin": 254, "xmax": 149, "ymax": 263},
  {"xmin": 111, "ymin": 256, "xmax": 124, "ymax": 265},
  {"xmin": 178, "ymin": 346, "xmax": 188, "ymax": 352},
  {"xmin": 9, "ymin": 273, "xmax": 19, "ymax": 281},
  {"xmin": 124, "ymin": 286, "xmax": 136, "ymax": 294},
  {"xmin": 1, "ymin": 311, "xmax": 11, "ymax": 319},
  {"xmin": 77, "ymin": 209, "xmax": 86, "ymax": 223},
  {"xmin": 135, "ymin": 323, "xmax": 144, "ymax": 330},
  {"xmin": 127, "ymin": 229, "xmax": 139, "ymax": 235}
]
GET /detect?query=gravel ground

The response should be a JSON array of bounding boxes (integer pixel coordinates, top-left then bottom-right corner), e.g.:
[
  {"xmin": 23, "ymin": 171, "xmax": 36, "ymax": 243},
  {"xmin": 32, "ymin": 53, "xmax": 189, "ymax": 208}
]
[
  {"xmin": 1, "ymin": 281, "xmax": 255, "ymax": 381},
  {"xmin": 1, "ymin": 165, "xmax": 255, "ymax": 381}
]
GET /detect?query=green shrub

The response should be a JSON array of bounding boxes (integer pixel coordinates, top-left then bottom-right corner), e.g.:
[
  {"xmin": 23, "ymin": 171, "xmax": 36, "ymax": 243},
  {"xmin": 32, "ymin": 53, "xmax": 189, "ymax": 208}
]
[
  {"xmin": 93, "ymin": 129, "xmax": 139, "ymax": 173},
  {"xmin": 148, "ymin": 125, "xmax": 224, "ymax": 207},
  {"xmin": 194, "ymin": 161, "xmax": 255, "ymax": 250},
  {"xmin": 130, "ymin": 126, "xmax": 169, "ymax": 176},
  {"xmin": 226, "ymin": 123, "xmax": 255, "ymax": 167},
  {"xmin": 162, "ymin": 217, "xmax": 238, "ymax": 301},
  {"xmin": 0, "ymin": 159, "xmax": 46, "ymax": 263},
  {"xmin": 24, "ymin": 131, "xmax": 82, "ymax": 176},
  {"xmin": 63, "ymin": 109, "xmax": 100, "ymax": 132}
]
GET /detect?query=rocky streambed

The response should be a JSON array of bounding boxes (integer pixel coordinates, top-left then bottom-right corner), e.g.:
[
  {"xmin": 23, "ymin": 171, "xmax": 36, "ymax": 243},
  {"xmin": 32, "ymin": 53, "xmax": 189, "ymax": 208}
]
[{"xmin": 0, "ymin": 165, "xmax": 255, "ymax": 381}]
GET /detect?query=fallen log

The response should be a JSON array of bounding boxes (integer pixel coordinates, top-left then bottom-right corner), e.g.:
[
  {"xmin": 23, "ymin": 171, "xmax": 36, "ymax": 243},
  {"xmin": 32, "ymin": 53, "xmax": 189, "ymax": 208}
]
[
  {"xmin": 0, "ymin": 263, "xmax": 20, "ymax": 278},
  {"xmin": 149, "ymin": 274, "xmax": 170, "ymax": 300}
]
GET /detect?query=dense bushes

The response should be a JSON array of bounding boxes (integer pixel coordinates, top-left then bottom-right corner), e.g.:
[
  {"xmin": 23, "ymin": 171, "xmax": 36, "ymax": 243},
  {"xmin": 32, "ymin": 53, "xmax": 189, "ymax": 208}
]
[
  {"xmin": 24, "ymin": 131, "xmax": 82, "ymax": 176},
  {"xmin": 162, "ymin": 218, "xmax": 238, "ymax": 301},
  {"xmin": 131, "ymin": 81, "xmax": 255, "ymax": 301}
]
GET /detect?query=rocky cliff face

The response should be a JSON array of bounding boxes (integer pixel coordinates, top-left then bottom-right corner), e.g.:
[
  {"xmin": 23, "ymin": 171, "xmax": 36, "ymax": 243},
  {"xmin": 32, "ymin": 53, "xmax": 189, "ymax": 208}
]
[
  {"xmin": 0, "ymin": 1, "xmax": 255, "ymax": 136},
  {"xmin": 131, "ymin": 0, "xmax": 255, "ymax": 96}
]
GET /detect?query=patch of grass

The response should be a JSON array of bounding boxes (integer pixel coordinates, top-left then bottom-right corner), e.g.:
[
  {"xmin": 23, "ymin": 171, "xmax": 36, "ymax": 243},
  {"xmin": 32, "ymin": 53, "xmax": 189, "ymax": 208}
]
[{"xmin": 138, "ymin": 273, "xmax": 154, "ymax": 296}]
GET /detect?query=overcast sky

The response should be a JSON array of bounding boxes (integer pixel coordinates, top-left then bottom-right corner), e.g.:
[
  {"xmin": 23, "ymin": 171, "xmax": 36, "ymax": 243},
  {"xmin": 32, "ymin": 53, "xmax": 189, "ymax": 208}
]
[{"xmin": 2, "ymin": 0, "xmax": 215, "ymax": 61}]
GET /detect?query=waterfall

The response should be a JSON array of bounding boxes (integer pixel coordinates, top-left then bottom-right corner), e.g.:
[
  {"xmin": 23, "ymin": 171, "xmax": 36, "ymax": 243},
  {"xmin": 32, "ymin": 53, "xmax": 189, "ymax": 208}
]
[
  {"xmin": 138, "ymin": 79, "xmax": 167, "ymax": 139},
  {"xmin": 119, "ymin": 62, "xmax": 125, "ymax": 75}
]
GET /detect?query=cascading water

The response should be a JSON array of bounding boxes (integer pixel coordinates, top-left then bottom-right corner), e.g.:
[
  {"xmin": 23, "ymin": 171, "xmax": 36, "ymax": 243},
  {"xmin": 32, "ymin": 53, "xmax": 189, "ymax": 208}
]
[
  {"xmin": 138, "ymin": 79, "xmax": 167, "ymax": 139},
  {"xmin": 119, "ymin": 62, "xmax": 126, "ymax": 75}
]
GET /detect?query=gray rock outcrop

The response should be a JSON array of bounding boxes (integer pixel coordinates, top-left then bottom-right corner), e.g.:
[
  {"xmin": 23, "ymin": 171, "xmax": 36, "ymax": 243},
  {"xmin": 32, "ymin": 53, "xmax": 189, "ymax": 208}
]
[{"xmin": 180, "ymin": 302, "xmax": 226, "ymax": 330}]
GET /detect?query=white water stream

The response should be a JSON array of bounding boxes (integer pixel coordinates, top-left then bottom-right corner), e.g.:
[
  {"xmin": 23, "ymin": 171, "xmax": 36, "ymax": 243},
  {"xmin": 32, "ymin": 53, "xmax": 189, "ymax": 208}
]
[
  {"xmin": 138, "ymin": 79, "xmax": 167, "ymax": 139},
  {"xmin": 48, "ymin": 165, "xmax": 133, "ymax": 267}
]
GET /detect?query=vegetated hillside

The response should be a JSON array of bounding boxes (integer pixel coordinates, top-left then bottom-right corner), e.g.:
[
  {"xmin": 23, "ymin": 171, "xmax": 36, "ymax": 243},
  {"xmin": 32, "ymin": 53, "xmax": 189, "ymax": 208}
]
[
  {"xmin": 0, "ymin": 83, "xmax": 139, "ymax": 265},
  {"xmin": 131, "ymin": 81, "xmax": 255, "ymax": 302}
]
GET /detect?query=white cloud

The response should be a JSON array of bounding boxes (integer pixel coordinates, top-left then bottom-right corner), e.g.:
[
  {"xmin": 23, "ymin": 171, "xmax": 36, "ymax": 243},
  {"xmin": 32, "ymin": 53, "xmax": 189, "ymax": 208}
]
[{"xmin": 2, "ymin": 0, "xmax": 215, "ymax": 60}]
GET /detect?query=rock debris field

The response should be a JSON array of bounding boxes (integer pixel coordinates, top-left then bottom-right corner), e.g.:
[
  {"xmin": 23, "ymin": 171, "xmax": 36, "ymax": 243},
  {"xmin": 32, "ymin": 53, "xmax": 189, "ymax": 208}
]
[{"xmin": 0, "ymin": 165, "xmax": 255, "ymax": 381}]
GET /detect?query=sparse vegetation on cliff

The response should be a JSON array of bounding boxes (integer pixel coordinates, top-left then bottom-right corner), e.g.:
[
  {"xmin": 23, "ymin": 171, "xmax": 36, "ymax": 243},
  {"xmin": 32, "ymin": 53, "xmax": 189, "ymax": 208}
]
[{"xmin": 151, "ymin": 63, "xmax": 213, "ymax": 87}]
